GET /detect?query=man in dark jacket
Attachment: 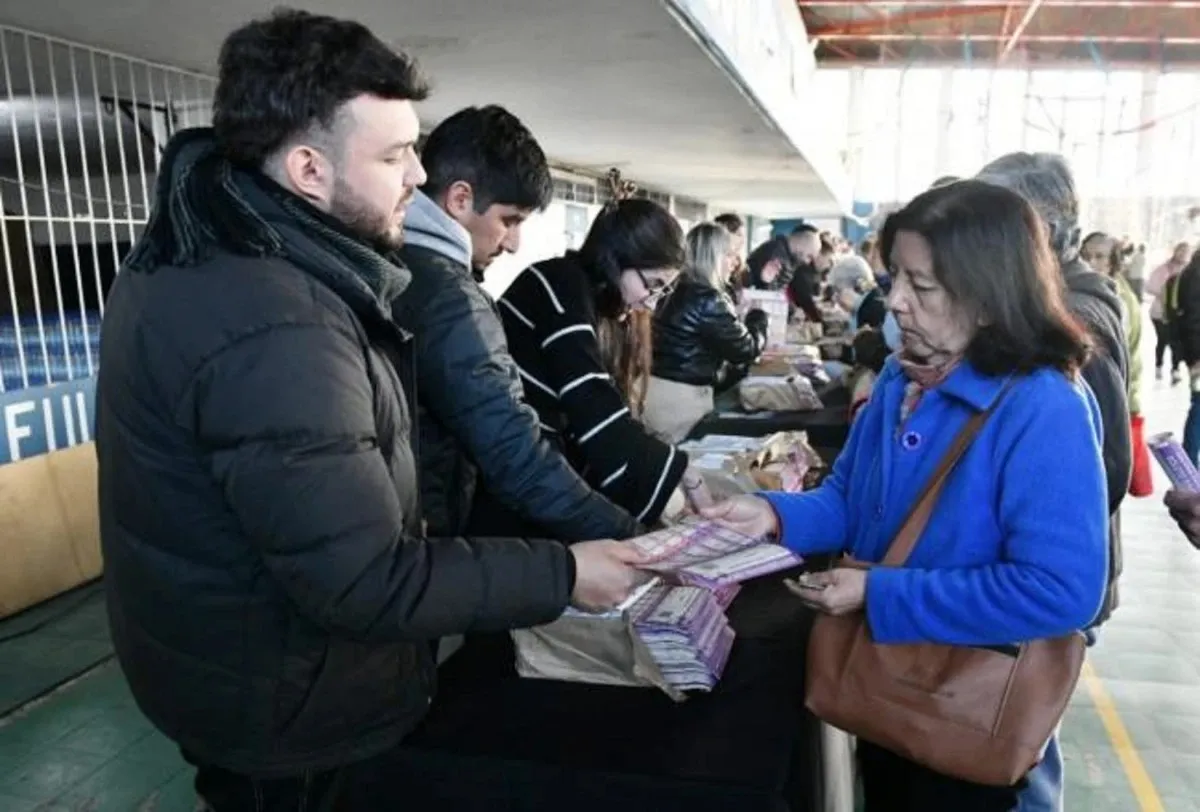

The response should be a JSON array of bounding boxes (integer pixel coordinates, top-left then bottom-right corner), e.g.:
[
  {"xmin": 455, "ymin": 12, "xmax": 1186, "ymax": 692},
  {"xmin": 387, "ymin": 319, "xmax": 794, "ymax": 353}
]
[
  {"xmin": 746, "ymin": 224, "xmax": 823, "ymax": 321},
  {"xmin": 1168, "ymin": 249, "xmax": 1200, "ymax": 461},
  {"xmin": 393, "ymin": 106, "xmax": 639, "ymax": 540},
  {"xmin": 978, "ymin": 151, "xmax": 1131, "ymax": 812},
  {"xmin": 96, "ymin": 11, "xmax": 643, "ymax": 810}
]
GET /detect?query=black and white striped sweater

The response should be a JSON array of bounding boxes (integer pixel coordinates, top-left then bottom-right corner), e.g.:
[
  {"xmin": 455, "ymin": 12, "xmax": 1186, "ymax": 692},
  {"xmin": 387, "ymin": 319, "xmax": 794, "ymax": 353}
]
[{"xmin": 498, "ymin": 254, "xmax": 688, "ymax": 524}]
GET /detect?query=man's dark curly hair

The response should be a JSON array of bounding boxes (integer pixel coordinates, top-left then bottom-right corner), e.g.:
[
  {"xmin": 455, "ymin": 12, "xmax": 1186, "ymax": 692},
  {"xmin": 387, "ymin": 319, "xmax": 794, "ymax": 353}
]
[
  {"xmin": 420, "ymin": 105, "xmax": 552, "ymax": 213},
  {"xmin": 213, "ymin": 8, "xmax": 430, "ymax": 167}
]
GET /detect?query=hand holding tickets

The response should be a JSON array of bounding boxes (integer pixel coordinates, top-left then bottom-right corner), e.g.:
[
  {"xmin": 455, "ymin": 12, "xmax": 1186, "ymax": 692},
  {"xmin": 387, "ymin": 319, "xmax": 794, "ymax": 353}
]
[
  {"xmin": 569, "ymin": 540, "xmax": 650, "ymax": 612},
  {"xmin": 1164, "ymin": 490, "xmax": 1200, "ymax": 550},
  {"xmin": 680, "ymin": 466, "xmax": 716, "ymax": 513},
  {"xmin": 698, "ymin": 495, "xmax": 780, "ymax": 540},
  {"xmin": 625, "ymin": 518, "xmax": 801, "ymax": 589},
  {"xmin": 1148, "ymin": 432, "xmax": 1200, "ymax": 492},
  {"xmin": 1151, "ymin": 433, "xmax": 1200, "ymax": 550}
]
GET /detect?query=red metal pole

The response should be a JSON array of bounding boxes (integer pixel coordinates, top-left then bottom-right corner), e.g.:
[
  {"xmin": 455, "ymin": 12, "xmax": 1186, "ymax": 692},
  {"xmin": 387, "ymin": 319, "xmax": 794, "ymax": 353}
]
[
  {"xmin": 999, "ymin": 0, "xmax": 1046, "ymax": 61},
  {"xmin": 807, "ymin": 5, "xmax": 1008, "ymax": 37},
  {"xmin": 803, "ymin": 0, "xmax": 1200, "ymax": 7}
]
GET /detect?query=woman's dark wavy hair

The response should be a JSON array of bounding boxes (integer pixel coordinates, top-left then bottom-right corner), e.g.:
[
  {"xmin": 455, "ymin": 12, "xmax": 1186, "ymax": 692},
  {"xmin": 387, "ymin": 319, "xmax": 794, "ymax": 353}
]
[
  {"xmin": 577, "ymin": 197, "xmax": 683, "ymax": 412},
  {"xmin": 880, "ymin": 180, "xmax": 1091, "ymax": 376},
  {"xmin": 579, "ymin": 198, "xmax": 685, "ymax": 319}
]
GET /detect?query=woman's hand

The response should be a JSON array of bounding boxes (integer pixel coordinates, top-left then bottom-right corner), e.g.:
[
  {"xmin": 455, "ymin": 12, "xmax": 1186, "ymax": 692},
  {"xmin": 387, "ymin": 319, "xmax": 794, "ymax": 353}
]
[
  {"xmin": 680, "ymin": 466, "xmax": 716, "ymax": 512},
  {"xmin": 784, "ymin": 568, "xmax": 867, "ymax": 616},
  {"xmin": 699, "ymin": 495, "xmax": 779, "ymax": 540}
]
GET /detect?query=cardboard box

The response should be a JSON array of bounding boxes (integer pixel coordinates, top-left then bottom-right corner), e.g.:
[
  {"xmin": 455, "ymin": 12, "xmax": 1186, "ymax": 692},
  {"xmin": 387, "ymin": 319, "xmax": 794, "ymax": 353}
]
[{"xmin": 0, "ymin": 443, "xmax": 100, "ymax": 619}]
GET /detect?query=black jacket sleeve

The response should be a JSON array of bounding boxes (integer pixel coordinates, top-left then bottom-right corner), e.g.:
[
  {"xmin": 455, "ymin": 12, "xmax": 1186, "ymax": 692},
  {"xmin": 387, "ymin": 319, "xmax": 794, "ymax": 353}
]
[
  {"xmin": 1176, "ymin": 262, "xmax": 1200, "ymax": 366},
  {"xmin": 413, "ymin": 278, "xmax": 639, "ymax": 541},
  {"xmin": 535, "ymin": 279, "xmax": 688, "ymax": 524},
  {"xmin": 857, "ymin": 289, "xmax": 888, "ymax": 330},
  {"xmin": 181, "ymin": 323, "xmax": 573, "ymax": 641},
  {"xmin": 1070, "ymin": 306, "xmax": 1132, "ymax": 516},
  {"xmin": 787, "ymin": 272, "xmax": 823, "ymax": 322},
  {"xmin": 697, "ymin": 294, "xmax": 764, "ymax": 366}
]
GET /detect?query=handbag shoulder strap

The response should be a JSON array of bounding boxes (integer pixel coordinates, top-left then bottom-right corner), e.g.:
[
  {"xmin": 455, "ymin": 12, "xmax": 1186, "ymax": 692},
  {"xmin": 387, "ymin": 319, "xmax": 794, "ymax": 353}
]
[{"xmin": 881, "ymin": 377, "xmax": 1017, "ymax": 567}]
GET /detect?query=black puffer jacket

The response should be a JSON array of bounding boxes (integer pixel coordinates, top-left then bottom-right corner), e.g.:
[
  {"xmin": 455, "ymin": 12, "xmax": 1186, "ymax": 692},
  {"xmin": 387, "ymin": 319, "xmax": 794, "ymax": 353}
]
[
  {"xmin": 652, "ymin": 278, "xmax": 766, "ymax": 386},
  {"xmin": 1062, "ymin": 258, "xmax": 1131, "ymax": 626},
  {"xmin": 747, "ymin": 235, "xmax": 795, "ymax": 290},
  {"xmin": 394, "ymin": 227, "xmax": 638, "ymax": 540},
  {"xmin": 96, "ymin": 132, "xmax": 574, "ymax": 777}
]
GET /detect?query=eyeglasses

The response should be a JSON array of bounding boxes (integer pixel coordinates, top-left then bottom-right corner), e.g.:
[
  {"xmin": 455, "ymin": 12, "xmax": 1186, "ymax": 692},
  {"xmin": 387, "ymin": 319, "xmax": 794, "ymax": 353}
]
[{"xmin": 634, "ymin": 270, "xmax": 678, "ymax": 311}]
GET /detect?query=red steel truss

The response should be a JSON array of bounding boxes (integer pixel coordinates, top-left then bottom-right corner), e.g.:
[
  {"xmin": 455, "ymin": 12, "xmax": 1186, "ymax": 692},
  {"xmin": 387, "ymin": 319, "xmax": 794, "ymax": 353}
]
[{"xmin": 801, "ymin": 0, "xmax": 1200, "ymax": 65}]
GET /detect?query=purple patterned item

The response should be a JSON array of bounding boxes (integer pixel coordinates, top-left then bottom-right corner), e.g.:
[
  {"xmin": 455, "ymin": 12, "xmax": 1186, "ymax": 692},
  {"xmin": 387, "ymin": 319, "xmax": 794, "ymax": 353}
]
[{"xmin": 1148, "ymin": 432, "xmax": 1200, "ymax": 492}]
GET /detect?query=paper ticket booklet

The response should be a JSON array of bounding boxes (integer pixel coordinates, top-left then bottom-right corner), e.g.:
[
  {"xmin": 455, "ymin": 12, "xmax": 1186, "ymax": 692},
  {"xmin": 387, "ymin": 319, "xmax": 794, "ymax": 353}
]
[
  {"xmin": 554, "ymin": 578, "xmax": 739, "ymax": 693},
  {"xmin": 627, "ymin": 518, "xmax": 802, "ymax": 589},
  {"xmin": 628, "ymin": 582, "xmax": 737, "ymax": 692}
]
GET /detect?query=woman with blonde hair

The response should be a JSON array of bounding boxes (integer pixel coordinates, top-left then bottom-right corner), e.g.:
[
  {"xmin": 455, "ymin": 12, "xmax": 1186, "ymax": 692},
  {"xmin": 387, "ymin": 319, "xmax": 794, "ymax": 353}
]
[{"xmin": 643, "ymin": 221, "xmax": 768, "ymax": 442}]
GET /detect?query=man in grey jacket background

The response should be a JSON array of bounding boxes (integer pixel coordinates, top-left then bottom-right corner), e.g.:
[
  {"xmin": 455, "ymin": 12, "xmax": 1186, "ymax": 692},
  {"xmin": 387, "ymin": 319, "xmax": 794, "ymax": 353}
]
[{"xmin": 977, "ymin": 151, "xmax": 1131, "ymax": 812}]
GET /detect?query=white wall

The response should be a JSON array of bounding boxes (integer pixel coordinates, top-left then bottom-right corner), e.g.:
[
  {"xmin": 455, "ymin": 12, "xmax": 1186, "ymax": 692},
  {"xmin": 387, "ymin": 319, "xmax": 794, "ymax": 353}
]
[{"xmin": 482, "ymin": 200, "xmax": 605, "ymax": 299}]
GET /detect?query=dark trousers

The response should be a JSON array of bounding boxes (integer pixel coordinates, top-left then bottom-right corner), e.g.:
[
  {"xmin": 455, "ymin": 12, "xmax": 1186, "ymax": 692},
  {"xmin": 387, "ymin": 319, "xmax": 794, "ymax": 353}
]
[
  {"xmin": 186, "ymin": 749, "xmax": 418, "ymax": 812},
  {"xmin": 1153, "ymin": 318, "xmax": 1180, "ymax": 371},
  {"xmin": 857, "ymin": 740, "xmax": 1021, "ymax": 812}
]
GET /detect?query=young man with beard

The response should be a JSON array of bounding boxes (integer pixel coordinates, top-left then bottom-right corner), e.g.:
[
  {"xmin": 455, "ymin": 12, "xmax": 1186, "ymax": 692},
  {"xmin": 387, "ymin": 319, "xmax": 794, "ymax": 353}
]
[
  {"xmin": 394, "ymin": 105, "xmax": 639, "ymax": 540},
  {"xmin": 95, "ymin": 11, "xmax": 645, "ymax": 810},
  {"xmin": 977, "ymin": 151, "xmax": 1131, "ymax": 812}
]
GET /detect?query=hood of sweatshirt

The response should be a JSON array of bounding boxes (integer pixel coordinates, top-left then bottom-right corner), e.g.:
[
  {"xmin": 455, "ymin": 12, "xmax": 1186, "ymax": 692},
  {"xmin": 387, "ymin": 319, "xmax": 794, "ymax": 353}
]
[{"xmin": 402, "ymin": 190, "xmax": 473, "ymax": 269}]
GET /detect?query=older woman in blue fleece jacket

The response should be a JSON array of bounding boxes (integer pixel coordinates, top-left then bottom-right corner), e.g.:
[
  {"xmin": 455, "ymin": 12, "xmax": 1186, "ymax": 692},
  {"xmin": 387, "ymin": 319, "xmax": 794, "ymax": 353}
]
[{"xmin": 703, "ymin": 180, "xmax": 1109, "ymax": 812}]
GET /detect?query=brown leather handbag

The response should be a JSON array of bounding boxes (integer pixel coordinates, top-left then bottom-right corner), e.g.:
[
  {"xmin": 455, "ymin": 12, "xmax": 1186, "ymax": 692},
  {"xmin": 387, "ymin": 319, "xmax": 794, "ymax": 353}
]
[{"xmin": 804, "ymin": 397, "xmax": 1087, "ymax": 787}]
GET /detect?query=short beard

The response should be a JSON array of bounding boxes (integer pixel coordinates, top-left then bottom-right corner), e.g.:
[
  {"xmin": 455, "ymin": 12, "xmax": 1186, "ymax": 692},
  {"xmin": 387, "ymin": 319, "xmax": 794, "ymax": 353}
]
[{"xmin": 329, "ymin": 176, "xmax": 402, "ymax": 252}]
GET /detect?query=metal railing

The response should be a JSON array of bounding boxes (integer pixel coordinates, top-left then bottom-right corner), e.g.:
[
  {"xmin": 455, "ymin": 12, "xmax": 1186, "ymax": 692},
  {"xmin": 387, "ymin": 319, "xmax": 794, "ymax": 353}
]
[{"xmin": 0, "ymin": 25, "xmax": 215, "ymax": 393}]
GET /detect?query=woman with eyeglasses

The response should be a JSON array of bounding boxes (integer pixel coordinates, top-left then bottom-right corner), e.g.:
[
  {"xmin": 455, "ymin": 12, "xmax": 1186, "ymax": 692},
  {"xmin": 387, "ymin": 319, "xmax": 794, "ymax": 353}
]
[
  {"xmin": 643, "ymin": 222, "xmax": 769, "ymax": 442},
  {"xmin": 498, "ymin": 198, "xmax": 709, "ymax": 525}
]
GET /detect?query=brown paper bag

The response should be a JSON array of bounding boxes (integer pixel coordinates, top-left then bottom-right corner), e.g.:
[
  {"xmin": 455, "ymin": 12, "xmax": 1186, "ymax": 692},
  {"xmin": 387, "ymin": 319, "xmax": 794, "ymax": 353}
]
[{"xmin": 512, "ymin": 611, "xmax": 686, "ymax": 701}]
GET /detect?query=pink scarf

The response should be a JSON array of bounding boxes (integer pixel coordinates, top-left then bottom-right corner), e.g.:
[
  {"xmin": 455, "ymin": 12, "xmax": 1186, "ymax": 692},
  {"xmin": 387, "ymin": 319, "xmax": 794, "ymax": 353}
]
[{"xmin": 897, "ymin": 352, "xmax": 961, "ymax": 424}]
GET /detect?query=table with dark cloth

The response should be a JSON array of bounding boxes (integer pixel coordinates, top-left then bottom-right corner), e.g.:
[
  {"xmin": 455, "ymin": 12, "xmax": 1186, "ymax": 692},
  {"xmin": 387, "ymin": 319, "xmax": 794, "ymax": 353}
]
[
  {"xmin": 691, "ymin": 384, "xmax": 851, "ymax": 451},
  {"xmin": 392, "ymin": 570, "xmax": 832, "ymax": 812}
]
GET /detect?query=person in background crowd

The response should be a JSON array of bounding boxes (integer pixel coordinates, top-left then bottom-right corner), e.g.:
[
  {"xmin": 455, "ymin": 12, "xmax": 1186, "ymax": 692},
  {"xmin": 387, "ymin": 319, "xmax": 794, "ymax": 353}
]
[
  {"xmin": 860, "ymin": 236, "xmax": 890, "ymax": 293},
  {"xmin": 1167, "ymin": 248, "xmax": 1200, "ymax": 463},
  {"xmin": 1082, "ymin": 232, "xmax": 1143, "ymax": 420},
  {"xmin": 1126, "ymin": 243, "xmax": 1147, "ymax": 301},
  {"xmin": 828, "ymin": 254, "xmax": 886, "ymax": 332},
  {"xmin": 703, "ymin": 180, "xmax": 1107, "ymax": 812},
  {"xmin": 714, "ymin": 212, "xmax": 748, "ymax": 302},
  {"xmin": 499, "ymin": 196, "xmax": 712, "ymax": 525},
  {"xmin": 845, "ymin": 326, "xmax": 890, "ymax": 421},
  {"xmin": 746, "ymin": 223, "xmax": 824, "ymax": 322},
  {"xmin": 644, "ymin": 222, "xmax": 768, "ymax": 442},
  {"xmin": 94, "ymin": 11, "xmax": 645, "ymax": 811},
  {"xmin": 1147, "ymin": 241, "xmax": 1191, "ymax": 384},
  {"xmin": 393, "ymin": 105, "xmax": 638, "ymax": 541},
  {"xmin": 977, "ymin": 151, "xmax": 1130, "ymax": 812},
  {"xmin": 819, "ymin": 232, "xmax": 838, "ymax": 266},
  {"xmin": 802, "ymin": 231, "xmax": 837, "ymax": 297}
]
